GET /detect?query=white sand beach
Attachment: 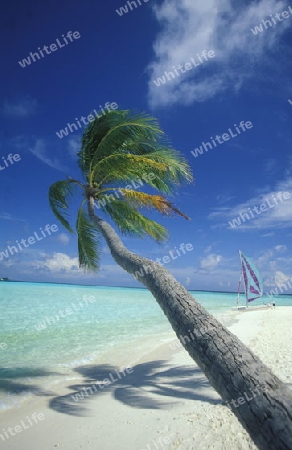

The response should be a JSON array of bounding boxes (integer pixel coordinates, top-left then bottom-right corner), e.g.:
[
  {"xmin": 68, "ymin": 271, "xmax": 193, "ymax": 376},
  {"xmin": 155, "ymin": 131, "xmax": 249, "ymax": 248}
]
[{"xmin": 1, "ymin": 306, "xmax": 291, "ymax": 450}]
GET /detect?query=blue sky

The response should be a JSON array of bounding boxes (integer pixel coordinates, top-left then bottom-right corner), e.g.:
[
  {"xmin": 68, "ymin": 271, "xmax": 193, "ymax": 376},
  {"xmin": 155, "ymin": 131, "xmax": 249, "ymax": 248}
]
[{"xmin": 1, "ymin": 0, "xmax": 292, "ymax": 292}]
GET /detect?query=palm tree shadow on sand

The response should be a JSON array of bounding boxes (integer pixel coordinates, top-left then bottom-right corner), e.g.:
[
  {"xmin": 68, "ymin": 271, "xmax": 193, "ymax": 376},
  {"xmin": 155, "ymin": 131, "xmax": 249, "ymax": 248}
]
[
  {"xmin": 49, "ymin": 360, "xmax": 222, "ymax": 417},
  {"xmin": 0, "ymin": 367, "xmax": 60, "ymax": 398}
]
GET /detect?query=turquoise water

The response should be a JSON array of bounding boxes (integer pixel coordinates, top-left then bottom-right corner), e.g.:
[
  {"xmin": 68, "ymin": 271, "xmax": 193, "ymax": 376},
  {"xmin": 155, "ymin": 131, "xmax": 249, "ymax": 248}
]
[{"xmin": 0, "ymin": 282, "xmax": 291, "ymax": 411}]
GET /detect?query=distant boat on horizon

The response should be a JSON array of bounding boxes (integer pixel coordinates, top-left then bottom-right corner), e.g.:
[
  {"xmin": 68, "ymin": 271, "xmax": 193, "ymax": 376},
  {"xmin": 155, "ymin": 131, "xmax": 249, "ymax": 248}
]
[{"xmin": 0, "ymin": 277, "xmax": 10, "ymax": 282}]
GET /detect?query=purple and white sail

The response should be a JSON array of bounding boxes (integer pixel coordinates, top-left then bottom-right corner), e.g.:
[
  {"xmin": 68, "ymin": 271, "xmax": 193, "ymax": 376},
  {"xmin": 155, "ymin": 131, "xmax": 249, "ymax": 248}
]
[{"xmin": 239, "ymin": 251, "xmax": 263, "ymax": 303}]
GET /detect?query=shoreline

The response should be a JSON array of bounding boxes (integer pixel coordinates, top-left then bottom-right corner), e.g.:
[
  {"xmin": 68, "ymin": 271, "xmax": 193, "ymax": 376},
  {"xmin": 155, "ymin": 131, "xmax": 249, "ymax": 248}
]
[
  {"xmin": 0, "ymin": 307, "xmax": 291, "ymax": 449},
  {"xmin": 0, "ymin": 307, "xmax": 239, "ymax": 414}
]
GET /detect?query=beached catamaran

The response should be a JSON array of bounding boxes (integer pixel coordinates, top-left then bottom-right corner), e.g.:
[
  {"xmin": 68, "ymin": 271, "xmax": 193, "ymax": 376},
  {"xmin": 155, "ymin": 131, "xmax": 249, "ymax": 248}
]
[{"xmin": 233, "ymin": 250, "xmax": 270, "ymax": 311}]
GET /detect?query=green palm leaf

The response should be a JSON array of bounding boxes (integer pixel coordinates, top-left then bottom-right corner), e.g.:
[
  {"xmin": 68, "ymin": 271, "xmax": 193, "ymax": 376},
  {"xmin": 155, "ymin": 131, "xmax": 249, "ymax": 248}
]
[
  {"xmin": 76, "ymin": 204, "xmax": 101, "ymax": 272},
  {"xmin": 50, "ymin": 108, "xmax": 193, "ymax": 272},
  {"xmin": 78, "ymin": 110, "xmax": 124, "ymax": 175},
  {"xmin": 80, "ymin": 111, "xmax": 164, "ymax": 174},
  {"xmin": 104, "ymin": 199, "xmax": 168, "ymax": 242},
  {"xmin": 92, "ymin": 153, "xmax": 168, "ymax": 186},
  {"xmin": 48, "ymin": 180, "xmax": 80, "ymax": 233}
]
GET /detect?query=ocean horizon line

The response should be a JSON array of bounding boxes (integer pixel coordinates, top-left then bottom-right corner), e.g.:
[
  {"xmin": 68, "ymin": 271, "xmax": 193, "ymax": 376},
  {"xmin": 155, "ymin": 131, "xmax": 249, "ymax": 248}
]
[{"xmin": 1, "ymin": 280, "xmax": 292, "ymax": 296}]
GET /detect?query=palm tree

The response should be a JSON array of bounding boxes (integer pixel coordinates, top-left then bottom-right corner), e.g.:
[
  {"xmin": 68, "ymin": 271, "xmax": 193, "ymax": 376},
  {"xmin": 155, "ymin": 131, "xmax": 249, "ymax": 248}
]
[{"xmin": 49, "ymin": 110, "xmax": 292, "ymax": 450}]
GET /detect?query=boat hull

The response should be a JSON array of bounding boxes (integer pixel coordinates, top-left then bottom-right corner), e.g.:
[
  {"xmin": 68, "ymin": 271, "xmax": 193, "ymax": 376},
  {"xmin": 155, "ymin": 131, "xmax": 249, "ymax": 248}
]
[{"xmin": 231, "ymin": 304, "xmax": 273, "ymax": 312}]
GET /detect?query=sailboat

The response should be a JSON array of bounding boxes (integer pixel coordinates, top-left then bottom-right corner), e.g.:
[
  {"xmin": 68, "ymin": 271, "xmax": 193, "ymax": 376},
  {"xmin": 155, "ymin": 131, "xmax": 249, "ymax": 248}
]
[{"xmin": 232, "ymin": 251, "xmax": 271, "ymax": 311}]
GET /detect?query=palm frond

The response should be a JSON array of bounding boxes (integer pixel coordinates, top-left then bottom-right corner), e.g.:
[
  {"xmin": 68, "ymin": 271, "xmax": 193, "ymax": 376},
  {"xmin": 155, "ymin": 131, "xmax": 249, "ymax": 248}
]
[
  {"xmin": 79, "ymin": 110, "xmax": 164, "ymax": 174},
  {"xmin": 75, "ymin": 108, "xmax": 193, "ymax": 244},
  {"xmin": 78, "ymin": 110, "xmax": 125, "ymax": 174},
  {"xmin": 139, "ymin": 148, "xmax": 193, "ymax": 185},
  {"xmin": 48, "ymin": 180, "xmax": 80, "ymax": 233},
  {"xmin": 91, "ymin": 147, "xmax": 192, "ymax": 197},
  {"xmin": 92, "ymin": 153, "xmax": 168, "ymax": 186},
  {"xmin": 119, "ymin": 190, "xmax": 190, "ymax": 219},
  {"xmin": 104, "ymin": 199, "xmax": 168, "ymax": 242},
  {"xmin": 76, "ymin": 204, "xmax": 101, "ymax": 272}
]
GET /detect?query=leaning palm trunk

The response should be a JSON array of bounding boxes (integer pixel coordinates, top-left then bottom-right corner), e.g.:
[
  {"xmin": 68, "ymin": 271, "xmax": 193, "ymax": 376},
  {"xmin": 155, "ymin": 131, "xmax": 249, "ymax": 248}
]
[{"xmin": 88, "ymin": 197, "xmax": 292, "ymax": 450}]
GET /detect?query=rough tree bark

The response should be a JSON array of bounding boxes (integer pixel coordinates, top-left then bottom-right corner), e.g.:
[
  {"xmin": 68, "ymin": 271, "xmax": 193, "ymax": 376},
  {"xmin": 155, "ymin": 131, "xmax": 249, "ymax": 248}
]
[{"xmin": 88, "ymin": 198, "xmax": 292, "ymax": 450}]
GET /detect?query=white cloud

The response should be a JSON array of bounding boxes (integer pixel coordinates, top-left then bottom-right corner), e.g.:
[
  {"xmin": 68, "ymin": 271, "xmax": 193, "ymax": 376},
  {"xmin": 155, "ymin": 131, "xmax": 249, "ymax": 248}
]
[
  {"xmin": 67, "ymin": 136, "xmax": 81, "ymax": 159},
  {"xmin": 56, "ymin": 233, "xmax": 70, "ymax": 245},
  {"xmin": 209, "ymin": 176, "xmax": 292, "ymax": 230},
  {"xmin": 38, "ymin": 252, "xmax": 48, "ymax": 258},
  {"xmin": 256, "ymin": 250, "xmax": 274, "ymax": 268},
  {"xmin": 256, "ymin": 245, "xmax": 287, "ymax": 269},
  {"xmin": 203, "ymin": 241, "xmax": 220, "ymax": 254},
  {"xmin": 148, "ymin": 0, "xmax": 289, "ymax": 107},
  {"xmin": 274, "ymin": 245, "xmax": 287, "ymax": 253},
  {"xmin": 32, "ymin": 252, "xmax": 80, "ymax": 274},
  {"xmin": 172, "ymin": 263, "xmax": 240, "ymax": 291},
  {"xmin": 3, "ymin": 96, "xmax": 38, "ymax": 118},
  {"xmin": 254, "ymin": 246, "xmax": 292, "ymax": 291},
  {"xmin": 274, "ymin": 270, "xmax": 291, "ymax": 287},
  {"xmin": 265, "ymin": 270, "xmax": 292, "ymax": 288},
  {"xmin": 200, "ymin": 253, "xmax": 222, "ymax": 270},
  {"xmin": 29, "ymin": 139, "xmax": 66, "ymax": 171},
  {"xmin": 216, "ymin": 193, "xmax": 235, "ymax": 205},
  {"xmin": 0, "ymin": 212, "xmax": 25, "ymax": 222}
]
